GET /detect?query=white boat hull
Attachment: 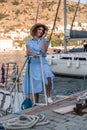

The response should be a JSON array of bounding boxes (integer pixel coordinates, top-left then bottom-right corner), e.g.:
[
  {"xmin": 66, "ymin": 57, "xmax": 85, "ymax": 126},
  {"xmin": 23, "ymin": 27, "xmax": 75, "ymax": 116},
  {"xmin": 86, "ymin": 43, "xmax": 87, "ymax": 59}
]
[{"xmin": 46, "ymin": 53, "xmax": 87, "ymax": 77}]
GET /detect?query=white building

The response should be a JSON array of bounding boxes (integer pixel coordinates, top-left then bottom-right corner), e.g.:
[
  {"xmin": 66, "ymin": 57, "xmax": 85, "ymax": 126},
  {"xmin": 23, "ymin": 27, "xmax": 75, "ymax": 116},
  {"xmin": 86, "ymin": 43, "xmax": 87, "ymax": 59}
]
[
  {"xmin": 58, "ymin": 25, "xmax": 64, "ymax": 33},
  {"xmin": 0, "ymin": 38, "xmax": 13, "ymax": 51},
  {"xmin": 19, "ymin": 31, "xmax": 29, "ymax": 40},
  {"xmin": 73, "ymin": 21, "xmax": 78, "ymax": 27},
  {"xmin": 5, "ymin": 31, "xmax": 20, "ymax": 40},
  {"xmin": 81, "ymin": 23, "xmax": 87, "ymax": 30}
]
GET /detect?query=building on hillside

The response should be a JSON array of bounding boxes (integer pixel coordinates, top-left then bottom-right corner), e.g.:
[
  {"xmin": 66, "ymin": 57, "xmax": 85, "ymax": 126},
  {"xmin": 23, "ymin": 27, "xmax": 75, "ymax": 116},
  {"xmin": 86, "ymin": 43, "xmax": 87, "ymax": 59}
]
[
  {"xmin": 19, "ymin": 31, "xmax": 29, "ymax": 40},
  {"xmin": 67, "ymin": 24, "xmax": 71, "ymax": 29},
  {"xmin": 58, "ymin": 25, "xmax": 64, "ymax": 33},
  {"xmin": 81, "ymin": 23, "xmax": 87, "ymax": 30},
  {"xmin": 47, "ymin": 24, "xmax": 53, "ymax": 33},
  {"xmin": 0, "ymin": 31, "xmax": 4, "ymax": 37},
  {"xmin": 0, "ymin": 38, "xmax": 13, "ymax": 51},
  {"xmin": 5, "ymin": 31, "xmax": 20, "ymax": 40},
  {"xmin": 73, "ymin": 21, "xmax": 78, "ymax": 27}
]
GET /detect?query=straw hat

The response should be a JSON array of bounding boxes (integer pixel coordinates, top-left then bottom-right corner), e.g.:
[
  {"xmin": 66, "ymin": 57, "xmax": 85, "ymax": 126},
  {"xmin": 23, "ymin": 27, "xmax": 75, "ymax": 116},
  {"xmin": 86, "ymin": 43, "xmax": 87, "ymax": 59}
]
[{"xmin": 30, "ymin": 23, "xmax": 48, "ymax": 37}]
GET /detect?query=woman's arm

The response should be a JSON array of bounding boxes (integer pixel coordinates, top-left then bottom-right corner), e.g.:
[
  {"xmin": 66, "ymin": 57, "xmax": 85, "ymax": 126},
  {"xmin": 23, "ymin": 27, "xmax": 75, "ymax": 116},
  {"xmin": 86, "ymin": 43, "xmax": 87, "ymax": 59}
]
[
  {"xmin": 42, "ymin": 38, "xmax": 48, "ymax": 53},
  {"xmin": 42, "ymin": 31, "xmax": 49, "ymax": 53},
  {"xmin": 26, "ymin": 45, "xmax": 38, "ymax": 57},
  {"xmin": 26, "ymin": 45, "xmax": 31, "ymax": 56}
]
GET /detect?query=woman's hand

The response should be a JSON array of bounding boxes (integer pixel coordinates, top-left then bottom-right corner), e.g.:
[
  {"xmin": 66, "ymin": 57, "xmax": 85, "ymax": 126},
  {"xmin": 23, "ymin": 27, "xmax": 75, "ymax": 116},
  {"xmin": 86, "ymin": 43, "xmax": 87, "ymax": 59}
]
[
  {"xmin": 42, "ymin": 31, "xmax": 47, "ymax": 38},
  {"xmin": 26, "ymin": 46, "xmax": 38, "ymax": 58},
  {"xmin": 31, "ymin": 53, "xmax": 38, "ymax": 58},
  {"xmin": 42, "ymin": 31, "xmax": 48, "ymax": 53}
]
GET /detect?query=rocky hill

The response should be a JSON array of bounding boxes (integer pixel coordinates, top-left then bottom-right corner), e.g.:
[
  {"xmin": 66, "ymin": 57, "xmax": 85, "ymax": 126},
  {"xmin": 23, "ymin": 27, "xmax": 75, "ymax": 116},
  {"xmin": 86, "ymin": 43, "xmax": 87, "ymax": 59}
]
[{"xmin": 0, "ymin": 0, "xmax": 87, "ymax": 31}]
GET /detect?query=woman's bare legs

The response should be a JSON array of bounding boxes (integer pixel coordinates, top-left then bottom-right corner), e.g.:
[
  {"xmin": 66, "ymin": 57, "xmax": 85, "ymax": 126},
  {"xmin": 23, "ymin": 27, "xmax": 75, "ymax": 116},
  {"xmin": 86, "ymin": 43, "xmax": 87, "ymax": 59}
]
[
  {"xmin": 23, "ymin": 93, "xmax": 39, "ymax": 103},
  {"xmin": 34, "ymin": 78, "xmax": 51, "ymax": 103},
  {"xmin": 45, "ymin": 77, "xmax": 53, "ymax": 103},
  {"xmin": 34, "ymin": 93, "xmax": 39, "ymax": 103},
  {"xmin": 45, "ymin": 77, "xmax": 51, "ymax": 97}
]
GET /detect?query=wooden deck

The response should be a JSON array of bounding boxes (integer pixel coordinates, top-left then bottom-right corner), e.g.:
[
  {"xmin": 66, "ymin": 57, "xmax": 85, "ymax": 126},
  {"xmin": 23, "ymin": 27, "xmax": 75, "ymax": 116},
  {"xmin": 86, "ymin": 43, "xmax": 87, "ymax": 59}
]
[{"xmin": 0, "ymin": 92, "xmax": 75, "ymax": 123}]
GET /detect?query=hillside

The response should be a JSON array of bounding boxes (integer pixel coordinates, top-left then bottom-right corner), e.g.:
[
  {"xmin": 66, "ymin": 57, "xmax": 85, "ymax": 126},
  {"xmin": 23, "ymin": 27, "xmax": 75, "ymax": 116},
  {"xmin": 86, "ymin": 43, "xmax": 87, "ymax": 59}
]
[{"xmin": 0, "ymin": 0, "xmax": 87, "ymax": 31}]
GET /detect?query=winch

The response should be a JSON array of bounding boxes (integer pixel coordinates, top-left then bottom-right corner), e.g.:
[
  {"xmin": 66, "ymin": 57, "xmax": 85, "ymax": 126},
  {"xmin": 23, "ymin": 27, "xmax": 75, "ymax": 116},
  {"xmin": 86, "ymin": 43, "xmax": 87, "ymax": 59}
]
[{"xmin": 73, "ymin": 94, "xmax": 87, "ymax": 114}]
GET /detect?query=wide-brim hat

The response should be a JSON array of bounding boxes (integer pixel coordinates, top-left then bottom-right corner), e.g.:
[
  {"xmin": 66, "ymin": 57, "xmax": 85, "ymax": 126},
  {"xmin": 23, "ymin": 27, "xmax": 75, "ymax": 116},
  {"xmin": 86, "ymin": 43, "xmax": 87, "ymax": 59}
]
[{"xmin": 30, "ymin": 23, "xmax": 48, "ymax": 37}]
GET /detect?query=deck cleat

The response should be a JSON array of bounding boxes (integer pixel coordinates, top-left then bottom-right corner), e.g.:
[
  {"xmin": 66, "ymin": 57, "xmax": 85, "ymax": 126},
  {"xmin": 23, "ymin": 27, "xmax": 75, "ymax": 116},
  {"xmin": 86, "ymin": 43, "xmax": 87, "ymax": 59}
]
[{"xmin": 73, "ymin": 95, "xmax": 87, "ymax": 114}]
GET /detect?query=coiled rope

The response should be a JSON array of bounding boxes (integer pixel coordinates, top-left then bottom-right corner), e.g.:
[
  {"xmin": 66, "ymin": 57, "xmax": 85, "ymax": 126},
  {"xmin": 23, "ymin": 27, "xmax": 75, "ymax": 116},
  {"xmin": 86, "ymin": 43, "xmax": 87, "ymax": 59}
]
[{"xmin": 3, "ymin": 114, "xmax": 49, "ymax": 130}]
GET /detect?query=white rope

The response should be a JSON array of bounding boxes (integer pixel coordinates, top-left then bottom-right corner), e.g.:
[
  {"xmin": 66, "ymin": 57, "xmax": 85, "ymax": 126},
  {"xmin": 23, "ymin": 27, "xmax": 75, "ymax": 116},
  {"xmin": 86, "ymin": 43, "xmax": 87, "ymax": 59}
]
[
  {"xmin": 36, "ymin": 114, "xmax": 49, "ymax": 126},
  {"xmin": 39, "ymin": 55, "xmax": 47, "ymax": 105},
  {"xmin": 30, "ymin": 64, "xmax": 35, "ymax": 105},
  {"xmin": 29, "ymin": 55, "xmax": 47, "ymax": 106},
  {"xmin": 3, "ymin": 114, "xmax": 49, "ymax": 130}
]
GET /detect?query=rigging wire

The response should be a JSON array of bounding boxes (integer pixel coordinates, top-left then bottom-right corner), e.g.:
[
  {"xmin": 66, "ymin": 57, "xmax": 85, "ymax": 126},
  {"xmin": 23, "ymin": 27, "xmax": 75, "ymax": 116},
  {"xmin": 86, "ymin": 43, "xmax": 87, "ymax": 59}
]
[
  {"xmin": 49, "ymin": 0, "xmax": 62, "ymax": 46},
  {"xmin": 35, "ymin": 0, "xmax": 40, "ymax": 24},
  {"xmin": 69, "ymin": 0, "xmax": 86, "ymax": 46},
  {"xmin": 35, "ymin": 0, "xmax": 61, "ymax": 46},
  {"xmin": 68, "ymin": 0, "xmax": 86, "ymax": 49},
  {"xmin": 70, "ymin": 0, "xmax": 80, "ymax": 30}
]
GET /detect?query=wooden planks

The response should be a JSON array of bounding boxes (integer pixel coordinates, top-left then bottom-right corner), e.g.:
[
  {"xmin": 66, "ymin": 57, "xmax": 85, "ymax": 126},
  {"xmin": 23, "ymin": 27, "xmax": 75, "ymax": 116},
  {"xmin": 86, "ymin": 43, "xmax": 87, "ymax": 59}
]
[{"xmin": 53, "ymin": 105, "xmax": 75, "ymax": 114}]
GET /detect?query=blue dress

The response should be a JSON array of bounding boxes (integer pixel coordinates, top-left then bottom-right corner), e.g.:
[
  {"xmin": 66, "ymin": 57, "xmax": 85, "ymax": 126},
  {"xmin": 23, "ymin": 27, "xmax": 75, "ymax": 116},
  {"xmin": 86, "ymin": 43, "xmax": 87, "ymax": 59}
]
[{"xmin": 22, "ymin": 37, "xmax": 54, "ymax": 94}]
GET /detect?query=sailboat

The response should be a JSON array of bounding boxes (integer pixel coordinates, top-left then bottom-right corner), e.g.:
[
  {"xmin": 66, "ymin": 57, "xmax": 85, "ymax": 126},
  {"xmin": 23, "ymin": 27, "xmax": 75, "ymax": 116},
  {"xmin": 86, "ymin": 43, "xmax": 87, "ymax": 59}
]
[{"xmin": 46, "ymin": 0, "xmax": 87, "ymax": 77}]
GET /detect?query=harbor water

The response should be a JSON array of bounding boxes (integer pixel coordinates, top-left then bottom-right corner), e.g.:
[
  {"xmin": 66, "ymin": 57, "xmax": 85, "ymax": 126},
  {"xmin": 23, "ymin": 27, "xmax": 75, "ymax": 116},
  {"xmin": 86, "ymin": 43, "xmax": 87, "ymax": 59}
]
[
  {"xmin": 53, "ymin": 75, "xmax": 87, "ymax": 96},
  {"xmin": 0, "ymin": 50, "xmax": 87, "ymax": 96}
]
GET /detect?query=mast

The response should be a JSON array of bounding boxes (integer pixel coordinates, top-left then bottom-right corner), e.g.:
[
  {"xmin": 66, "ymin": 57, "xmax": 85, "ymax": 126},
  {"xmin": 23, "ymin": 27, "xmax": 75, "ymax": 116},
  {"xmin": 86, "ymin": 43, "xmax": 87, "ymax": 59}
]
[
  {"xmin": 64, "ymin": 0, "xmax": 67, "ymax": 52},
  {"xmin": 35, "ymin": 0, "xmax": 40, "ymax": 24}
]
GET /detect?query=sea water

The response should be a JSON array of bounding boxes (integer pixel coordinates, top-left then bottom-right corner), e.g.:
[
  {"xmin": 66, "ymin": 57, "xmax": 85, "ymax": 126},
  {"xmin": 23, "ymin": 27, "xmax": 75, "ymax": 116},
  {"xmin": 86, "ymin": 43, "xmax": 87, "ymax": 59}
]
[{"xmin": 53, "ymin": 76, "xmax": 87, "ymax": 96}]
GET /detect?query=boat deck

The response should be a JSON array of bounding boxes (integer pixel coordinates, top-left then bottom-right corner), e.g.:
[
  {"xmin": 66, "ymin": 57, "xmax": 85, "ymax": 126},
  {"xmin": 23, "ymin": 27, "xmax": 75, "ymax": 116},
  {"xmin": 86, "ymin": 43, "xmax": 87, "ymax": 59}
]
[{"xmin": 0, "ymin": 90, "xmax": 87, "ymax": 130}]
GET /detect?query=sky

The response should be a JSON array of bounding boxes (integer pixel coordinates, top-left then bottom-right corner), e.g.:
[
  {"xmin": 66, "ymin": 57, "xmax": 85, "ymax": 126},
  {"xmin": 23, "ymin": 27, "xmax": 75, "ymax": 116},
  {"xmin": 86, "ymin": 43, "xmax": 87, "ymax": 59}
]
[{"xmin": 71, "ymin": 0, "xmax": 87, "ymax": 4}]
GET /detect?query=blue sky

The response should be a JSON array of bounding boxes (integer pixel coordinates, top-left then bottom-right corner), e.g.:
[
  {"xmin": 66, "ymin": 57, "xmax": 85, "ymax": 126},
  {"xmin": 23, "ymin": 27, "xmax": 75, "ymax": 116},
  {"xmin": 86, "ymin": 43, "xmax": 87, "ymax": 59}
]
[{"xmin": 71, "ymin": 0, "xmax": 87, "ymax": 4}]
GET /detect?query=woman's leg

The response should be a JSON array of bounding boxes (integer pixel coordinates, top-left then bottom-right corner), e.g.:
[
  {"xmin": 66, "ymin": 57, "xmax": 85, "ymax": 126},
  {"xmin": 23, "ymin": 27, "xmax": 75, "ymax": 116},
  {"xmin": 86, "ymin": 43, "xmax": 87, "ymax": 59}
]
[
  {"xmin": 34, "ymin": 93, "xmax": 39, "ymax": 103},
  {"xmin": 23, "ymin": 93, "xmax": 39, "ymax": 103},
  {"xmin": 45, "ymin": 77, "xmax": 53, "ymax": 103},
  {"xmin": 45, "ymin": 77, "xmax": 51, "ymax": 97}
]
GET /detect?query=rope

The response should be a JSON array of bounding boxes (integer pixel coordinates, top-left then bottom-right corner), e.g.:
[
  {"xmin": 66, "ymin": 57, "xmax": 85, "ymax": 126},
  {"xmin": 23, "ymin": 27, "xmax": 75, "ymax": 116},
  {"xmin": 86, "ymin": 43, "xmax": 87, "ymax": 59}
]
[
  {"xmin": 70, "ymin": 0, "xmax": 80, "ymax": 30},
  {"xmin": 10, "ymin": 57, "xmax": 28, "ymax": 93},
  {"xmin": 3, "ymin": 114, "xmax": 49, "ymax": 130},
  {"xmin": 35, "ymin": 0, "xmax": 40, "ymax": 24},
  {"xmin": 49, "ymin": 0, "xmax": 61, "ymax": 44}
]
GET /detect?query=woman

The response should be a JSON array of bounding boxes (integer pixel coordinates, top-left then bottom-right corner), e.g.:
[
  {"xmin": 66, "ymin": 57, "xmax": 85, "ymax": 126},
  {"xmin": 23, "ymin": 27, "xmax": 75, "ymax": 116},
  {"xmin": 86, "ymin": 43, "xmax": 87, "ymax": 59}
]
[{"xmin": 23, "ymin": 23, "xmax": 54, "ymax": 104}]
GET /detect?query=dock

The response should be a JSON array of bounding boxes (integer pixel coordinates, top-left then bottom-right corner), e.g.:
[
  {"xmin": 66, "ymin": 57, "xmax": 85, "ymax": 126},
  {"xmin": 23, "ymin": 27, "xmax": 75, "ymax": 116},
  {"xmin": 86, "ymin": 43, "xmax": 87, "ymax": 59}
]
[{"xmin": 0, "ymin": 90, "xmax": 87, "ymax": 130}]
